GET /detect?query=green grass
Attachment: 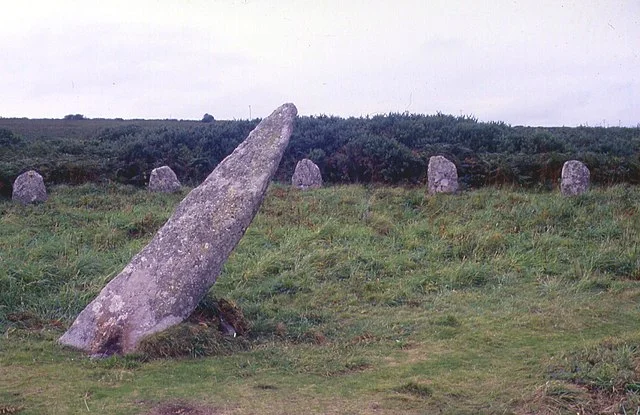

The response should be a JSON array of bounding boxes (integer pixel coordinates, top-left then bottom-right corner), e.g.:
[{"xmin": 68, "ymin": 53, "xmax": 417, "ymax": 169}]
[{"xmin": 1, "ymin": 183, "xmax": 640, "ymax": 414}]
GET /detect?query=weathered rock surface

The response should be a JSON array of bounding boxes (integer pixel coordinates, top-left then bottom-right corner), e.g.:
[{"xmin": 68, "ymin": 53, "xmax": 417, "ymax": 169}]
[
  {"xmin": 12, "ymin": 170, "xmax": 47, "ymax": 204},
  {"xmin": 291, "ymin": 158, "xmax": 322, "ymax": 189},
  {"xmin": 149, "ymin": 166, "xmax": 181, "ymax": 193},
  {"xmin": 428, "ymin": 156, "xmax": 458, "ymax": 194},
  {"xmin": 59, "ymin": 103, "xmax": 298, "ymax": 355},
  {"xmin": 561, "ymin": 160, "xmax": 590, "ymax": 196}
]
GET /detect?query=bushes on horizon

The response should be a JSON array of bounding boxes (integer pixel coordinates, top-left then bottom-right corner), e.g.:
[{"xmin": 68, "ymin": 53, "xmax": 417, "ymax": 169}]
[
  {"xmin": 0, "ymin": 114, "xmax": 639, "ymax": 197},
  {"xmin": 63, "ymin": 114, "xmax": 85, "ymax": 120}
]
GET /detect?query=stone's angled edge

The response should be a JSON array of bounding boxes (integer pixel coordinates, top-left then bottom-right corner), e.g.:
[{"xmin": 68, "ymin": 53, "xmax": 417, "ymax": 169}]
[{"xmin": 59, "ymin": 103, "xmax": 297, "ymax": 355}]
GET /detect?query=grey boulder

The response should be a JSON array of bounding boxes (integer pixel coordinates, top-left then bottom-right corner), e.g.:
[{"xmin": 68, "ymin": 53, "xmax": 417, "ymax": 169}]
[
  {"xmin": 12, "ymin": 170, "xmax": 47, "ymax": 204},
  {"xmin": 149, "ymin": 166, "xmax": 181, "ymax": 193},
  {"xmin": 428, "ymin": 156, "xmax": 458, "ymax": 194},
  {"xmin": 561, "ymin": 160, "xmax": 590, "ymax": 196},
  {"xmin": 292, "ymin": 158, "xmax": 322, "ymax": 189}
]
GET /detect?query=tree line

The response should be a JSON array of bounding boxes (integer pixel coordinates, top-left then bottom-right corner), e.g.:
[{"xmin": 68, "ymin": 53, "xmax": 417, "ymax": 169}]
[{"xmin": 1, "ymin": 113, "xmax": 639, "ymax": 197}]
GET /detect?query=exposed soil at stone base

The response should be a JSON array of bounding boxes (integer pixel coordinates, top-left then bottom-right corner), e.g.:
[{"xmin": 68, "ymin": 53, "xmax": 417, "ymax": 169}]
[{"xmin": 143, "ymin": 400, "xmax": 226, "ymax": 415}]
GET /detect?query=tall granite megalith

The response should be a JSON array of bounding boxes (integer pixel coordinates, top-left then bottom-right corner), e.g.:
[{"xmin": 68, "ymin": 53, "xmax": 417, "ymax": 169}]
[{"xmin": 59, "ymin": 103, "xmax": 298, "ymax": 355}]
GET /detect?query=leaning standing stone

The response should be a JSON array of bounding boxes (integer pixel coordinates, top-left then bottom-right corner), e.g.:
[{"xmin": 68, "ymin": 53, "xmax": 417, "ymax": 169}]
[
  {"xmin": 428, "ymin": 156, "xmax": 458, "ymax": 194},
  {"xmin": 561, "ymin": 160, "xmax": 589, "ymax": 196},
  {"xmin": 12, "ymin": 170, "xmax": 47, "ymax": 204},
  {"xmin": 59, "ymin": 103, "xmax": 298, "ymax": 355},
  {"xmin": 292, "ymin": 158, "xmax": 322, "ymax": 189},
  {"xmin": 148, "ymin": 166, "xmax": 181, "ymax": 193}
]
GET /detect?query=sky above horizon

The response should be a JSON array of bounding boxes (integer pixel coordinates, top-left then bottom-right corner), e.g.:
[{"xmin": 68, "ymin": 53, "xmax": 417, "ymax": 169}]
[{"xmin": 0, "ymin": 0, "xmax": 638, "ymax": 127}]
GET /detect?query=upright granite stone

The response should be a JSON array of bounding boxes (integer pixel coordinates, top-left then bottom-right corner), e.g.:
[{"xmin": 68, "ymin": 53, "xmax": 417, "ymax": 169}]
[
  {"xmin": 428, "ymin": 156, "xmax": 458, "ymax": 194},
  {"xmin": 561, "ymin": 160, "xmax": 590, "ymax": 196},
  {"xmin": 12, "ymin": 170, "xmax": 47, "ymax": 204},
  {"xmin": 59, "ymin": 103, "xmax": 298, "ymax": 355},
  {"xmin": 149, "ymin": 166, "xmax": 181, "ymax": 193},
  {"xmin": 292, "ymin": 158, "xmax": 322, "ymax": 189}
]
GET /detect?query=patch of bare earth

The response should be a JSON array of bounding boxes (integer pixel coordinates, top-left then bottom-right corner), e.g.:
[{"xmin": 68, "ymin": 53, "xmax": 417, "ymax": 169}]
[{"xmin": 144, "ymin": 401, "xmax": 227, "ymax": 415}]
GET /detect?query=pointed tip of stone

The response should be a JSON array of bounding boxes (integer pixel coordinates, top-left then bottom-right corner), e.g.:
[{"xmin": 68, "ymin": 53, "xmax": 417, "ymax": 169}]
[{"xmin": 278, "ymin": 102, "xmax": 298, "ymax": 116}]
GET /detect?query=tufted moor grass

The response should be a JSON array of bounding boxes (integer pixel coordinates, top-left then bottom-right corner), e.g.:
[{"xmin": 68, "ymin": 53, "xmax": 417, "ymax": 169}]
[{"xmin": 1, "ymin": 183, "xmax": 640, "ymax": 414}]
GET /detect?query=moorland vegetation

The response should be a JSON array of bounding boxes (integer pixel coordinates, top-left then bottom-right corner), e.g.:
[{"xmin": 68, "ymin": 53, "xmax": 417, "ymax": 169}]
[{"xmin": 1, "ymin": 113, "xmax": 639, "ymax": 197}]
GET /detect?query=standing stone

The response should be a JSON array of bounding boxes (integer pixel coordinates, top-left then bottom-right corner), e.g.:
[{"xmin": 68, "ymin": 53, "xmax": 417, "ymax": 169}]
[
  {"xmin": 428, "ymin": 156, "xmax": 458, "ymax": 194},
  {"xmin": 561, "ymin": 160, "xmax": 590, "ymax": 196},
  {"xmin": 149, "ymin": 166, "xmax": 181, "ymax": 193},
  {"xmin": 12, "ymin": 170, "xmax": 47, "ymax": 204},
  {"xmin": 59, "ymin": 103, "xmax": 298, "ymax": 355},
  {"xmin": 292, "ymin": 158, "xmax": 322, "ymax": 189}
]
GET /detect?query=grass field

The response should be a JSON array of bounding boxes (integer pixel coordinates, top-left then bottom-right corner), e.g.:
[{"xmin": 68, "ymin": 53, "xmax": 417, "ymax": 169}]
[{"xmin": 1, "ymin": 183, "xmax": 640, "ymax": 414}]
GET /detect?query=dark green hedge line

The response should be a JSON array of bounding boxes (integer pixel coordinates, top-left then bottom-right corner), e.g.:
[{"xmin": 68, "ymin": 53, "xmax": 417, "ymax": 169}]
[{"xmin": 1, "ymin": 113, "xmax": 639, "ymax": 197}]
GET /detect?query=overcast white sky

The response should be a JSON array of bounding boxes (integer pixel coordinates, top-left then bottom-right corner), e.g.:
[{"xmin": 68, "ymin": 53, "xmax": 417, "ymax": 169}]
[{"xmin": 0, "ymin": 0, "xmax": 638, "ymax": 126}]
